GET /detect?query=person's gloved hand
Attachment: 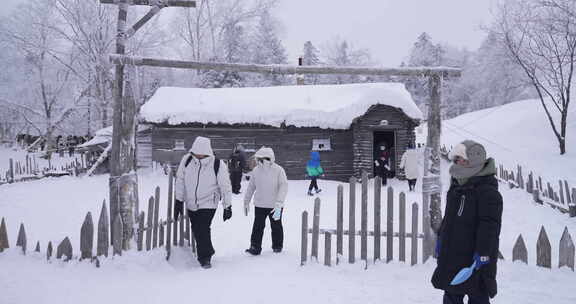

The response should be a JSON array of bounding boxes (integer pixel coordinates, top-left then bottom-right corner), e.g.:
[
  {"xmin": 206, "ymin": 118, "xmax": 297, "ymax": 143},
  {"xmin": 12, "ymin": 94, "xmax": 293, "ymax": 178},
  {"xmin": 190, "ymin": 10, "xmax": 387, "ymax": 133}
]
[
  {"xmin": 223, "ymin": 206, "xmax": 232, "ymax": 221},
  {"xmin": 473, "ymin": 253, "xmax": 490, "ymax": 269},
  {"xmin": 271, "ymin": 204, "xmax": 282, "ymax": 221},
  {"xmin": 174, "ymin": 199, "xmax": 184, "ymax": 220}
]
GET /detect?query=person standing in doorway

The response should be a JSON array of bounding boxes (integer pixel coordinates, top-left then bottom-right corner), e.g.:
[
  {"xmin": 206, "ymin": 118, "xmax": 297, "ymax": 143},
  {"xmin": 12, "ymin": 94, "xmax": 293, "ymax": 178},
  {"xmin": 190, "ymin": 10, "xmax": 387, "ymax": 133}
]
[
  {"xmin": 174, "ymin": 136, "xmax": 233, "ymax": 269},
  {"xmin": 374, "ymin": 144, "xmax": 391, "ymax": 185},
  {"xmin": 432, "ymin": 140, "xmax": 503, "ymax": 304},
  {"xmin": 244, "ymin": 147, "xmax": 288, "ymax": 255},
  {"xmin": 400, "ymin": 143, "xmax": 420, "ymax": 191},
  {"xmin": 306, "ymin": 151, "xmax": 324, "ymax": 196},
  {"xmin": 229, "ymin": 144, "xmax": 247, "ymax": 194}
]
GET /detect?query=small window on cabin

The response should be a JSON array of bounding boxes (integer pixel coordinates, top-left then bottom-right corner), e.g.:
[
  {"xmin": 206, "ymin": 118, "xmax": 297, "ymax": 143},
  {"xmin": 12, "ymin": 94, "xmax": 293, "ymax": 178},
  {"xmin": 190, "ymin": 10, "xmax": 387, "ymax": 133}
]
[
  {"xmin": 312, "ymin": 139, "xmax": 331, "ymax": 151},
  {"xmin": 174, "ymin": 139, "xmax": 186, "ymax": 151}
]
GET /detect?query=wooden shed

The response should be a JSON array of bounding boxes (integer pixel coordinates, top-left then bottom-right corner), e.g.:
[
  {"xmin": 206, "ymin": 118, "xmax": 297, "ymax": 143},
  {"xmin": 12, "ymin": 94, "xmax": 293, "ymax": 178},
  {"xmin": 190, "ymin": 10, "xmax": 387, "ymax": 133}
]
[{"xmin": 137, "ymin": 83, "xmax": 422, "ymax": 181}]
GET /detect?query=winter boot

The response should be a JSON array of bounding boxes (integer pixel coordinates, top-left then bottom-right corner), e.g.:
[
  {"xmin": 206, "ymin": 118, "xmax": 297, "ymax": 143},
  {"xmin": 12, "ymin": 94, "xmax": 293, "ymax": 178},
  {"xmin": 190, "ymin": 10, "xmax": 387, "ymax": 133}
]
[
  {"xmin": 273, "ymin": 248, "xmax": 282, "ymax": 253},
  {"xmin": 315, "ymin": 189, "xmax": 322, "ymax": 194},
  {"xmin": 245, "ymin": 246, "xmax": 261, "ymax": 256},
  {"xmin": 199, "ymin": 258, "xmax": 212, "ymax": 269},
  {"xmin": 307, "ymin": 190, "xmax": 314, "ymax": 196}
]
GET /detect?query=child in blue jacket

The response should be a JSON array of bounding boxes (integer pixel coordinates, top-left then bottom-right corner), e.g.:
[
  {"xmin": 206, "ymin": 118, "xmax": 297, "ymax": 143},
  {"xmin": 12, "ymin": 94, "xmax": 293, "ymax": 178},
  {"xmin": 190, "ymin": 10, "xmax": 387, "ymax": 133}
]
[{"xmin": 306, "ymin": 151, "xmax": 324, "ymax": 196}]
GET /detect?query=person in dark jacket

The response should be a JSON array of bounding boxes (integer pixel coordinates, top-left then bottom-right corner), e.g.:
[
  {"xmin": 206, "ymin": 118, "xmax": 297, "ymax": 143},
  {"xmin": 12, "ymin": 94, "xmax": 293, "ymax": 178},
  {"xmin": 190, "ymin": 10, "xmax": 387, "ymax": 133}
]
[
  {"xmin": 229, "ymin": 144, "xmax": 247, "ymax": 194},
  {"xmin": 374, "ymin": 144, "xmax": 391, "ymax": 185},
  {"xmin": 432, "ymin": 140, "xmax": 503, "ymax": 304}
]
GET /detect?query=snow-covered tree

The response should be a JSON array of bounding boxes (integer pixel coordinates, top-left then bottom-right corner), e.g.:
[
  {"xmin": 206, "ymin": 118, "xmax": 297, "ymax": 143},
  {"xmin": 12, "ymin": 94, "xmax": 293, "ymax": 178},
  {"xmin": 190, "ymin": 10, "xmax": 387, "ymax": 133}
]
[
  {"xmin": 322, "ymin": 38, "xmax": 373, "ymax": 84},
  {"xmin": 301, "ymin": 40, "xmax": 321, "ymax": 84},
  {"xmin": 250, "ymin": 11, "xmax": 288, "ymax": 86}
]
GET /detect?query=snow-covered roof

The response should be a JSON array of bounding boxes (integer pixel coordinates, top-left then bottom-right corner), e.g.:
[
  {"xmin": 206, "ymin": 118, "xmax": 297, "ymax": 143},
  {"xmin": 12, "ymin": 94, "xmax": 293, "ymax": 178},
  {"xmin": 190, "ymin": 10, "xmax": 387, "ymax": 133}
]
[
  {"xmin": 77, "ymin": 125, "xmax": 150, "ymax": 148},
  {"xmin": 140, "ymin": 83, "xmax": 422, "ymax": 129}
]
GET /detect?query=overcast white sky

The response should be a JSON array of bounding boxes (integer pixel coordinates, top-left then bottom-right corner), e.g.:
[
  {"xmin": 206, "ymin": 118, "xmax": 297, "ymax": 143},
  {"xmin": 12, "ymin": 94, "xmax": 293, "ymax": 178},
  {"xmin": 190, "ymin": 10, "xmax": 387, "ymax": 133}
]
[{"xmin": 1, "ymin": 0, "xmax": 497, "ymax": 66}]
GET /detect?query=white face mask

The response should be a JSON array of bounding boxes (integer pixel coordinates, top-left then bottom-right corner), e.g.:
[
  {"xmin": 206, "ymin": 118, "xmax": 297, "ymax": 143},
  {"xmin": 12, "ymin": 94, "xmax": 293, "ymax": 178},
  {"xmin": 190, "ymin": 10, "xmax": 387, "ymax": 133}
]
[{"xmin": 380, "ymin": 146, "xmax": 386, "ymax": 151}]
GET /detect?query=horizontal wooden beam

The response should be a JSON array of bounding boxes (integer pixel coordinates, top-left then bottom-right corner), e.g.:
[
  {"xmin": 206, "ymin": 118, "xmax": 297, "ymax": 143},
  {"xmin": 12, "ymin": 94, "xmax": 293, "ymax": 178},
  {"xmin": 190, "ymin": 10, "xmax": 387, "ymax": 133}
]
[
  {"xmin": 110, "ymin": 55, "xmax": 462, "ymax": 77},
  {"xmin": 308, "ymin": 228, "xmax": 425, "ymax": 239},
  {"xmin": 100, "ymin": 0, "xmax": 196, "ymax": 7}
]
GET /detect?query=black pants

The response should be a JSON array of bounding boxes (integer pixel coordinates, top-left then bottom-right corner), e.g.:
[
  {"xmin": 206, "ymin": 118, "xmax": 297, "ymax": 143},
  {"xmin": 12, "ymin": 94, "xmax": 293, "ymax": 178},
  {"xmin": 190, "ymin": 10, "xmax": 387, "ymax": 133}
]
[
  {"xmin": 308, "ymin": 177, "xmax": 319, "ymax": 191},
  {"xmin": 188, "ymin": 209, "xmax": 216, "ymax": 262},
  {"xmin": 377, "ymin": 172, "xmax": 388, "ymax": 185},
  {"xmin": 230, "ymin": 171, "xmax": 243, "ymax": 194},
  {"xmin": 408, "ymin": 179, "xmax": 417, "ymax": 191},
  {"xmin": 443, "ymin": 292, "xmax": 490, "ymax": 304},
  {"xmin": 250, "ymin": 207, "xmax": 283, "ymax": 251}
]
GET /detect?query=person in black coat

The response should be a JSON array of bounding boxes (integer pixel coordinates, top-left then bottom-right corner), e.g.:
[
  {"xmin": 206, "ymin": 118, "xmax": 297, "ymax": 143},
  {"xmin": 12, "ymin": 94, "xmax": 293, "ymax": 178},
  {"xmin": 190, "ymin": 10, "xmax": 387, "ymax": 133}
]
[
  {"xmin": 228, "ymin": 144, "xmax": 247, "ymax": 194},
  {"xmin": 432, "ymin": 140, "xmax": 503, "ymax": 304}
]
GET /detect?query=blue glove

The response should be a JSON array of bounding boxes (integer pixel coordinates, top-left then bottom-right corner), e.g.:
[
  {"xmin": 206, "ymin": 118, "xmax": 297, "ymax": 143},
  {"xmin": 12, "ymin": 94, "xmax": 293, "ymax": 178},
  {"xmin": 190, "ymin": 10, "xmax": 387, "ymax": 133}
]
[
  {"xmin": 473, "ymin": 253, "xmax": 490, "ymax": 269},
  {"xmin": 271, "ymin": 207, "xmax": 282, "ymax": 221}
]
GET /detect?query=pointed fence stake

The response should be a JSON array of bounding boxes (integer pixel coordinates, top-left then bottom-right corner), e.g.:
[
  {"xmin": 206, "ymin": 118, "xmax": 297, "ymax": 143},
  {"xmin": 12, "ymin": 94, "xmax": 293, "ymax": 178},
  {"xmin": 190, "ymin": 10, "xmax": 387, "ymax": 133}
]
[
  {"xmin": 559, "ymin": 227, "xmax": 575, "ymax": 271},
  {"xmin": 47, "ymin": 241, "xmax": 53, "ymax": 261},
  {"xmin": 97, "ymin": 201, "xmax": 110, "ymax": 257},
  {"xmin": 537, "ymin": 227, "xmax": 551, "ymax": 268},
  {"xmin": 0, "ymin": 218, "xmax": 9, "ymax": 252},
  {"xmin": 16, "ymin": 223, "xmax": 27, "ymax": 254},
  {"xmin": 56, "ymin": 237, "xmax": 73, "ymax": 261},
  {"xmin": 80, "ymin": 212, "xmax": 94, "ymax": 260}
]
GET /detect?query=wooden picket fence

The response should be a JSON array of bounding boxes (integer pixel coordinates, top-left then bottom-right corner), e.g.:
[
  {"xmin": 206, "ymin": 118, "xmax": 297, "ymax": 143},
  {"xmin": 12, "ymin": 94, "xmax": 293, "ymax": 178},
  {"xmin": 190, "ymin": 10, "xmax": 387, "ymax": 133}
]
[
  {"xmin": 439, "ymin": 146, "xmax": 576, "ymax": 218},
  {"xmin": 0, "ymin": 169, "xmax": 193, "ymax": 265},
  {"xmin": 0, "ymin": 155, "xmax": 89, "ymax": 186},
  {"xmin": 301, "ymin": 173, "xmax": 432, "ymax": 268},
  {"xmin": 300, "ymin": 172, "xmax": 575, "ymax": 271}
]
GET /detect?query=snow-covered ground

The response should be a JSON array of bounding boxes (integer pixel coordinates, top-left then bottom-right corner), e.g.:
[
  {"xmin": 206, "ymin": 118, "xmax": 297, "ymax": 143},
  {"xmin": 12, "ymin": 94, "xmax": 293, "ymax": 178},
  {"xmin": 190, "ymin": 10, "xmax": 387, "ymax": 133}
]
[{"xmin": 1, "ymin": 167, "xmax": 575, "ymax": 304}]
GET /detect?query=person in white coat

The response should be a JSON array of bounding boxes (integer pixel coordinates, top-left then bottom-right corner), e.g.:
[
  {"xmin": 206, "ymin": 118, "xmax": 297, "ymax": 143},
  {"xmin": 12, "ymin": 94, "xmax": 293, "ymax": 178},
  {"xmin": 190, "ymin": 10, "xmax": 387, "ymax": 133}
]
[
  {"xmin": 244, "ymin": 147, "xmax": 288, "ymax": 255},
  {"xmin": 400, "ymin": 143, "xmax": 420, "ymax": 191},
  {"xmin": 174, "ymin": 136, "xmax": 233, "ymax": 268}
]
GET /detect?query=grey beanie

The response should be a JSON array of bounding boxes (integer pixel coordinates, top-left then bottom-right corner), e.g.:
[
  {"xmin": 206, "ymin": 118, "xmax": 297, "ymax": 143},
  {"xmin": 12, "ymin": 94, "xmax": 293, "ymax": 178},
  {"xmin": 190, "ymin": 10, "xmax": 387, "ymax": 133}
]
[{"xmin": 449, "ymin": 140, "xmax": 487, "ymax": 179}]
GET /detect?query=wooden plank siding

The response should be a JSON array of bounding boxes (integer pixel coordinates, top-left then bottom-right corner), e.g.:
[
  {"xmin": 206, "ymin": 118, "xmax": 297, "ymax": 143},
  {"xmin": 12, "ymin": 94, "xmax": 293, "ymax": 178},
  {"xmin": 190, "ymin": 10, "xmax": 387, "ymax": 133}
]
[{"xmin": 144, "ymin": 105, "xmax": 418, "ymax": 181}]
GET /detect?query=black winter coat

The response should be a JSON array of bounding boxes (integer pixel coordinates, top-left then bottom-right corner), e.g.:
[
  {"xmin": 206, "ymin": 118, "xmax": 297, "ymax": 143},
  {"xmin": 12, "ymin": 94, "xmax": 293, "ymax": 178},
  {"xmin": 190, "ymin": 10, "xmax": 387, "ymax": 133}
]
[
  {"xmin": 431, "ymin": 174, "xmax": 503, "ymax": 298},
  {"xmin": 229, "ymin": 150, "xmax": 247, "ymax": 173}
]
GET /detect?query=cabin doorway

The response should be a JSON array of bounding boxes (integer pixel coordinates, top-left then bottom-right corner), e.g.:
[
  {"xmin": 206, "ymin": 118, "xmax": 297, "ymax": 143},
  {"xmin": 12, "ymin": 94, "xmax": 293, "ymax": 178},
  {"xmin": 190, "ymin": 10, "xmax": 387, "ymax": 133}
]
[{"xmin": 373, "ymin": 131, "xmax": 396, "ymax": 177}]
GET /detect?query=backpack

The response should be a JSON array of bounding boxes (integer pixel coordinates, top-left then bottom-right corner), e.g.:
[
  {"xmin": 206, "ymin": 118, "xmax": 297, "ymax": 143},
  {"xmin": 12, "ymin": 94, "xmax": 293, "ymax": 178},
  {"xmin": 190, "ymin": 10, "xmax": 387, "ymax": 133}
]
[{"xmin": 184, "ymin": 154, "xmax": 220, "ymax": 175}]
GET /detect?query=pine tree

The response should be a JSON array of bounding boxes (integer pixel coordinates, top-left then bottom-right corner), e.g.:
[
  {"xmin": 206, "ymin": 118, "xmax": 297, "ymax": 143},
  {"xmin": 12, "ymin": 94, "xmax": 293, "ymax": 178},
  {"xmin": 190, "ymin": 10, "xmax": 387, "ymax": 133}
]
[
  {"xmin": 301, "ymin": 41, "xmax": 321, "ymax": 84},
  {"xmin": 199, "ymin": 24, "xmax": 246, "ymax": 88},
  {"xmin": 250, "ymin": 12, "xmax": 288, "ymax": 86}
]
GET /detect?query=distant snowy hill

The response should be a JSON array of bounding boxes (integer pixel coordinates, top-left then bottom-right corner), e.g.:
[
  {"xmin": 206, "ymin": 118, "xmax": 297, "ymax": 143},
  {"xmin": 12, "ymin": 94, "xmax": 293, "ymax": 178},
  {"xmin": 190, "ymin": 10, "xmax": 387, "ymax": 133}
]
[{"xmin": 420, "ymin": 98, "xmax": 576, "ymax": 184}]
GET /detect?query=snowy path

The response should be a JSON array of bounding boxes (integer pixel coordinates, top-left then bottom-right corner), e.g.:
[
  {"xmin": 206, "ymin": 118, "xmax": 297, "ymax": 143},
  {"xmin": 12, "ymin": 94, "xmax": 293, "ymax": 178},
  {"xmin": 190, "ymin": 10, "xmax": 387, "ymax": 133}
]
[{"xmin": 1, "ymin": 168, "xmax": 575, "ymax": 304}]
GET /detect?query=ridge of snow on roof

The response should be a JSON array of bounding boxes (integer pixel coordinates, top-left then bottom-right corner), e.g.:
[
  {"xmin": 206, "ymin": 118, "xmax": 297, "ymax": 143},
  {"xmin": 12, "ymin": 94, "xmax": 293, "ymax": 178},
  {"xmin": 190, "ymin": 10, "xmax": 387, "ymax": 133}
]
[{"xmin": 140, "ymin": 83, "xmax": 422, "ymax": 129}]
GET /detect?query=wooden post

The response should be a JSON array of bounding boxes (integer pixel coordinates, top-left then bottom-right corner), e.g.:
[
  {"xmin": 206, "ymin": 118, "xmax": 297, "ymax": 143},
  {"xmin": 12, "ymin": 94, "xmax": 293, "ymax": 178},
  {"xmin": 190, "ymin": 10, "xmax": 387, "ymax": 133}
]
[
  {"xmin": 349, "ymin": 176, "xmax": 356, "ymax": 264},
  {"xmin": 536, "ymin": 226, "xmax": 551, "ymax": 268},
  {"xmin": 386, "ymin": 187, "xmax": 394, "ymax": 263},
  {"xmin": 56, "ymin": 237, "xmax": 73, "ymax": 261},
  {"xmin": 146, "ymin": 196, "xmax": 153, "ymax": 250},
  {"xmin": 324, "ymin": 232, "xmax": 332, "ymax": 267},
  {"xmin": 179, "ymin": 213, "xmax": 184, "ymax": 247},
  {"xmin": 512, "ymin": 234, "xmax": 528, "ymax": 263},
  {"xmin": 399, "ymin": 192, "xmax": 406, "ymax": 262},
  {"xmin": 16, "ymin": 223, "xmax": 26, "ymax": 254},
  {"xmin": 35, "ymin": 241, "xmax": 40, "ymax": 252},
  {"xmin": 137, "ymin": 212, "xmax": 145, "ymax": 251},
  {"xmin": 47, "ymin": 241, "xmax": 53, "ymax": 261},
  {"xmin": 311, "ymin": 197, "xmax": 321, "ymax": 262},
  {"xmin": 373, "ymin": 176, "xmax": 382, "ymax": 262},
  {"xmin": 153, "ymin": 186, "xmax": 160, "ymax": 248},
  {"xmin": 564, "ymin": 181, "xmax": 571, "ymax": 205},
  {"xmin": 159, "ymin": 222, "xmax": 165, "ymax": 247},
  {"xmin": 80, "ymin": 212, "xmax": 94, "ymax": 260},
  {"xmin": 361, "ymin": 172, "xmax": 368, "ymax": 264},
  {"xmin": 336, "ymin": 184, "xmax": 344, "ymax": 264},
  {"xmin": 301, "ymin": 211, "xmax": 308, "ymax": 266},
  {"xmin": 166, "ymin": 169, "xmax": 173, "ymax": 258},
  {"xmin": 558, "ymin": 227, "xmax": 574, "ymax": 271},
  {"xmin": 184, "ymin": 210, "xmax": 191, "ymax": 247},
  {"xmin": 0, "ymin": 218, "xmax": 8, "ymax": 252},
  {"xmin": 97, "ymin": 201, "xmax": 109, "ymax": 257},
  {"xmin": 411, "ymin": 203, "xmax": 419, "ymax": 266},
  {"xmin": 559, "ymin": 181, "xmax": 565, "ymax": 205},
  {"xmin": 8, "ymin": 158, "xmax": 14, "ymax": 183},
  {"xmin": 113, "ymin": 215, "xmax": 123, "ymax": 256}
]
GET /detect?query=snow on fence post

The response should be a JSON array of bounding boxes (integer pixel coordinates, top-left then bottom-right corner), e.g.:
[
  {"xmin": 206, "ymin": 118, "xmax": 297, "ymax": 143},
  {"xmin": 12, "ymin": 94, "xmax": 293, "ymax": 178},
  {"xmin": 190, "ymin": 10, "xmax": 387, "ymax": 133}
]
[
  {"xmin": 558, "ymin": 227, "xmax": 574, "ymax": 271},
  {"xmin": 146, "ymin": 196, "xmax": 153, "ymax": 251},
  {"xmin": 373, "ymin": 176, "xmax": 381, "ymax": 263},
  {"xmin": 97, "ymin": 201, "xmax": 109, "ymax": 257},
  {"xmin": 349, "ymin": 176, "xmax": 356, "ymax": 264},
  {"xmin": 166, "ymin": 170, "xmax": 173, "ymax": 259},
  {"xmin": 324, "ymin": 232, "xmax": 332, "ymax": 267},
  {"xmin": 360, "ymin": 172, "xmax": 368, "ymax": 264},
  {"xmin": 311, "ymin": 197, "xmax": 321, "ymax": 262},
  {"xmin": 513, "ymin": 235, "xmax": 528, "ymax": 263},
  {"xmin": 386, "ymin": 187, "xmax": 394, "ymax": 263},
  {"xmin": 301, "ymin": 211, "xmax": 308, "ymax": 266},
  {"xmin": 536, "ymin": 227, "xmax": 551, "ymax": 268},
  {"xmin": 57, "ymin": 237, "xmax": 73, "ymax": 261},
  {"xmin": 0, "ymin": 218, "xmax": 8, "ymax": 252},
  {"xmin": 137, "ymin": 212, "xmax": 145, "ymax": 251},
  {"xmin": 47, "ymin": 242, "xmax": 53, "ymax": 261},
  {"xmin": 559, "ymin": 181, "xmax": 565, "ymax": 205},
  {"xmin": 113, "ymin": 215, "xmax": 123, "ymax": 256},
  {"xmin": 153, "ymin": 186, "xmax": 160, "ymax": 248},
  {"xmin": 336, "ymin": 184, "xmax": 344, "ymax": 264},
  {"xmin": 411, "ymin": 203, "xmax": 419, "ymax": 266},
  {"xmin": 399, "ymin": 192, "xmax": 406, "ymax": 262},
  {"xmin": 80, "ymin": 212, "xmax": 94, "ymax": 260},
  {"xmin": 16, "ymin": 223, "xmax": 26, "ymax": 254}
]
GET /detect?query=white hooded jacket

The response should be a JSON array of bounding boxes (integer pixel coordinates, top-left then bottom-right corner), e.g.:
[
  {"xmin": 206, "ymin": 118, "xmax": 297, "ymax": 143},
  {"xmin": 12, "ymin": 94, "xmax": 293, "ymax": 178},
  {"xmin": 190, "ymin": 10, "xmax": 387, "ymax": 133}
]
[
  {"xmin": 244, "ymin": 147, "xmax": 288, "ymax": 209},
  {"xmin": 175, "ymin": 136, "xmax": 232, "ymax": 211},
  {"xmin": 400, "ymin": 148, "xmax": 420, "ymax": 180}
]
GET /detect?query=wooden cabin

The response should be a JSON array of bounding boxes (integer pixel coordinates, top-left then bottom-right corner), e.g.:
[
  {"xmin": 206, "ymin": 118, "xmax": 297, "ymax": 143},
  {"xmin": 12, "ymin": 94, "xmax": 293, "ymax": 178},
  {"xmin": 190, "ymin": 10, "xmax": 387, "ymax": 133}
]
[{"xmin": 137, "ymin": 83, "xmax": 422, "ymax": 181}]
